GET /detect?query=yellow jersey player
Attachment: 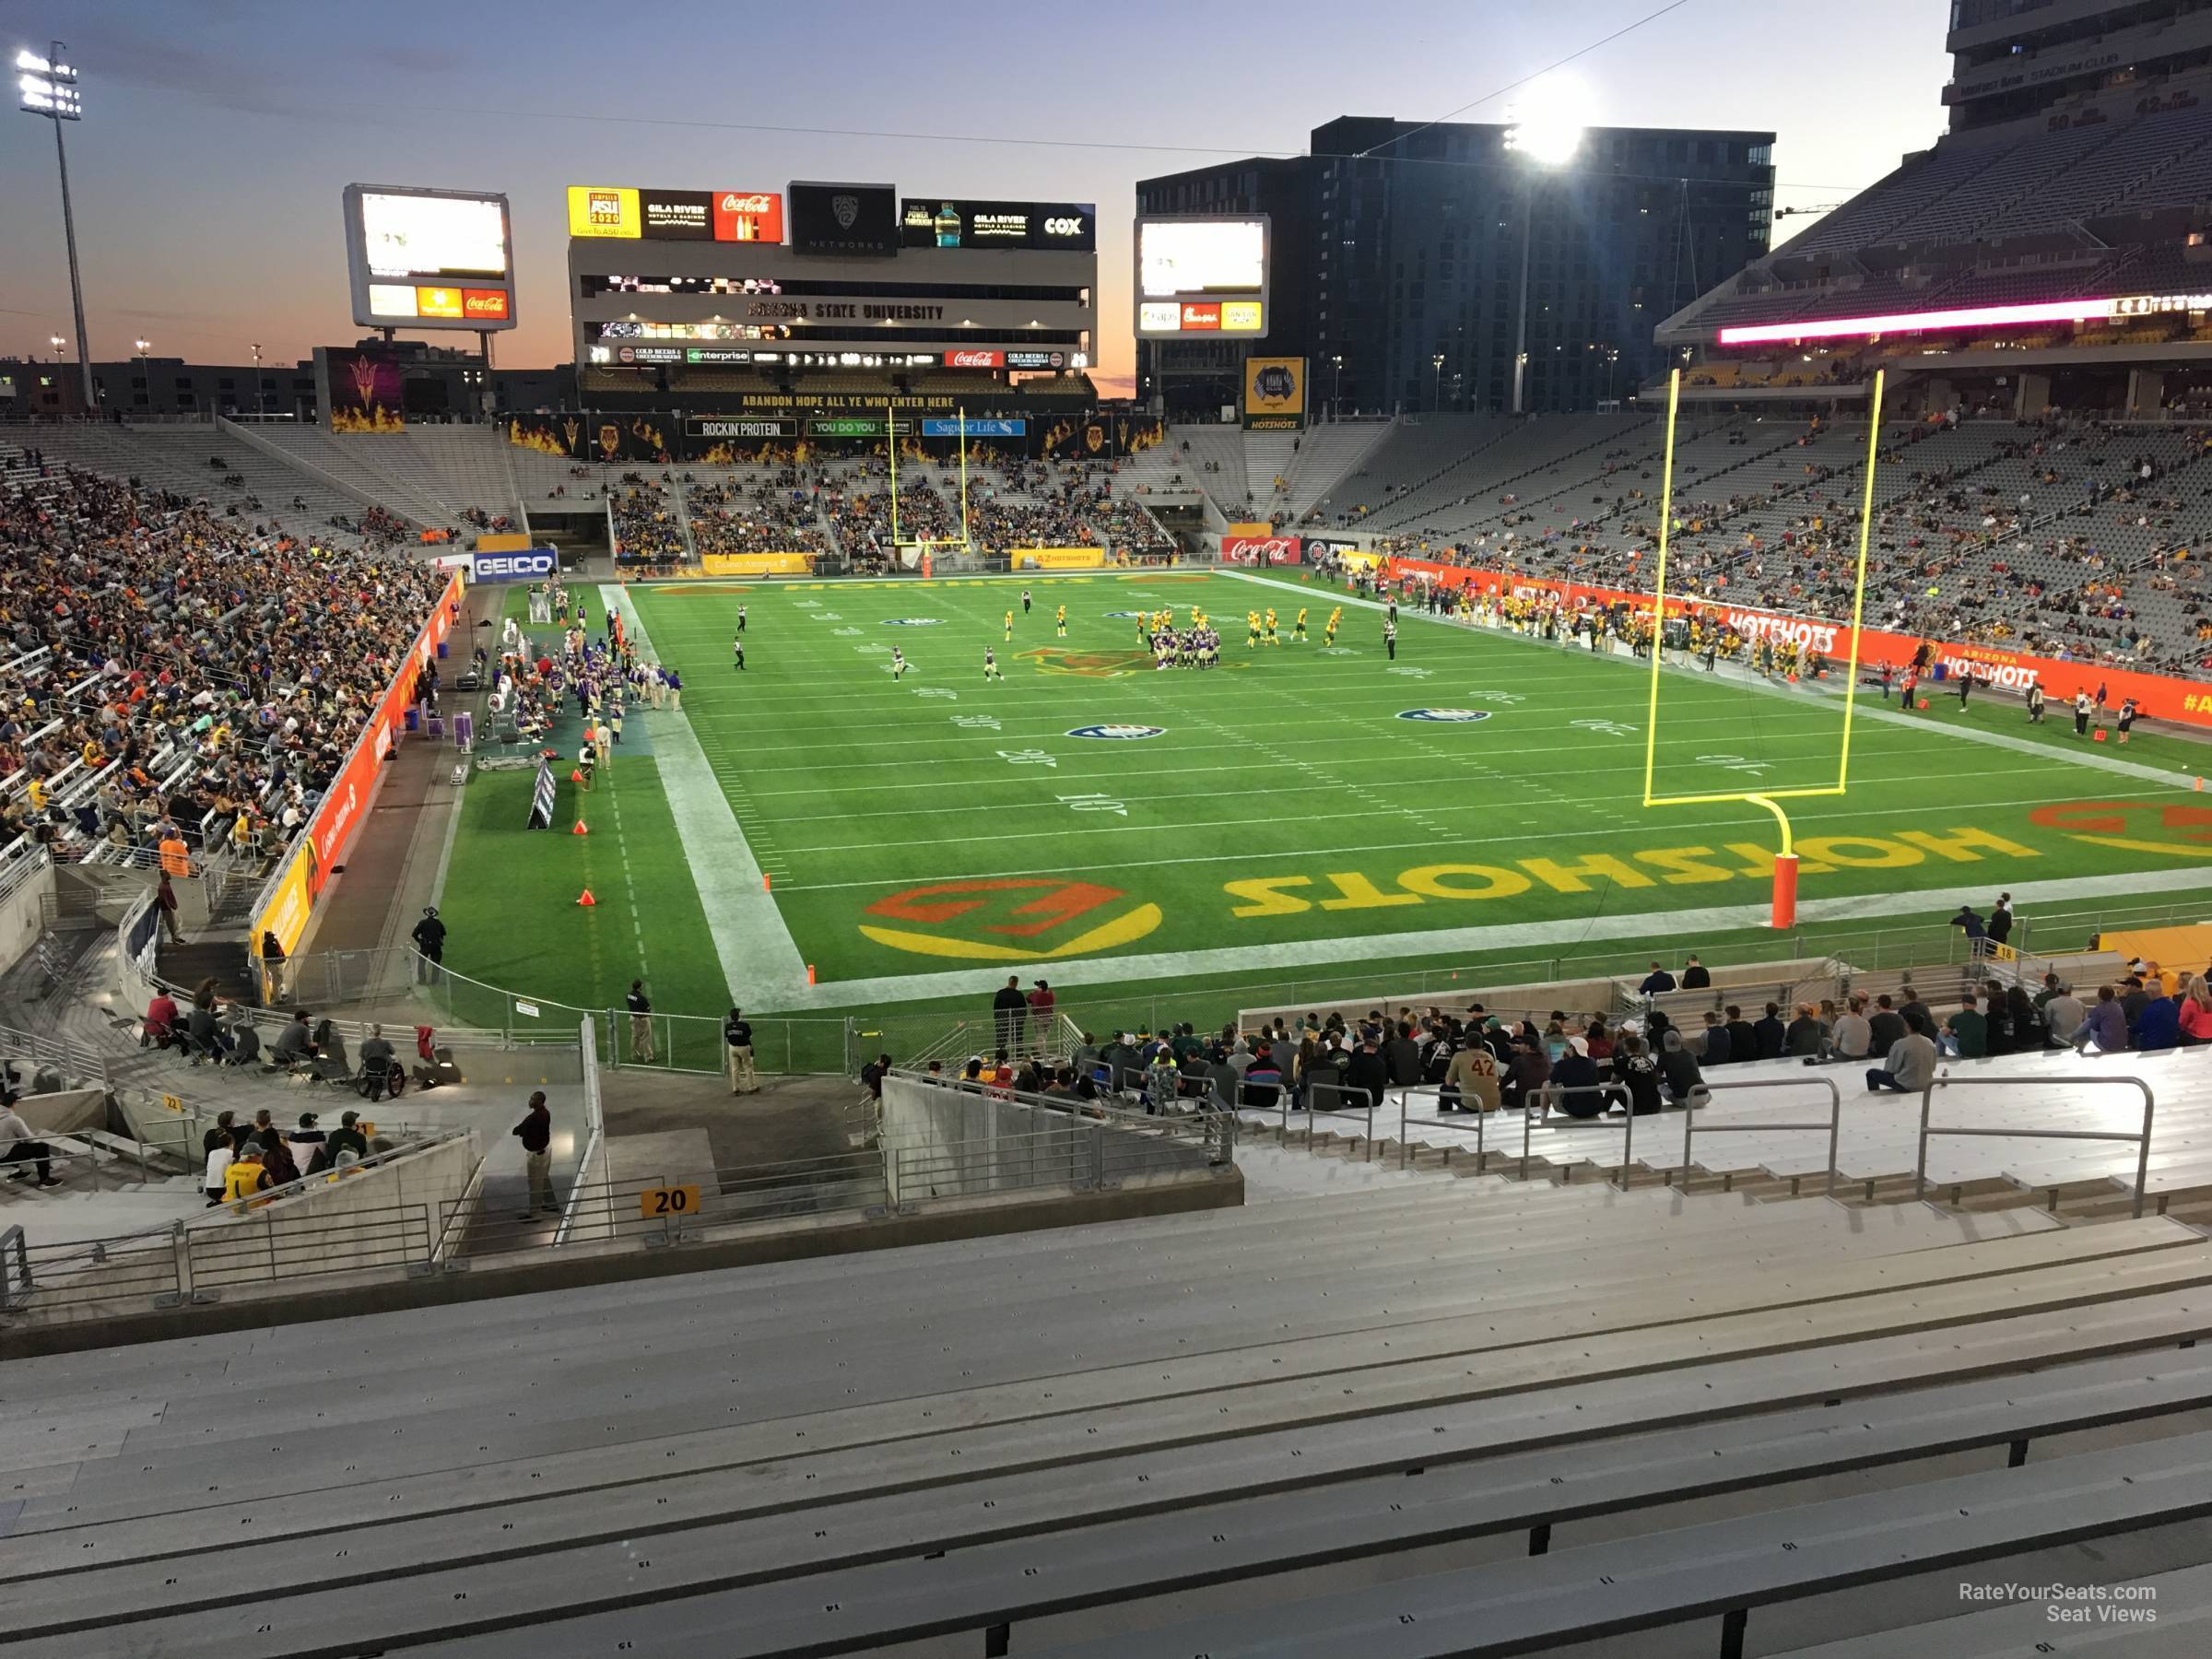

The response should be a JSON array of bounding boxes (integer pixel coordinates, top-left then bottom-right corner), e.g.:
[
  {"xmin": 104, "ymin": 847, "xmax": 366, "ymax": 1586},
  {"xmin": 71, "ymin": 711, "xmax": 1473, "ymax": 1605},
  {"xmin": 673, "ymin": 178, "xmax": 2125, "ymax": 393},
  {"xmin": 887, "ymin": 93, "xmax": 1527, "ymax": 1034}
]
[
  {"xmin": 1247, "ymin": 610, "xmax": 1262, "ymax": 648},
  {"xmin": 1324, "ymin": 606, "xmax": 1343, "ymax": 644},
  {"xmin": 1293, "ymin": 606, "xmax": 1308, "ymax": 641},
  {"xmin": 1004, "ymin": 609, "xmax": 1014, "ymax": 641},
  {"xmin": 1264, "ymin": 607, "xmax": 1278, "ymax": 645},
  {"xmin": 1055, "ymin": 603, "xmax": 1067, "ymax": 638},
  {"xmin": 983, "ymin": 646, "xmax": 1003, "ymax": 682}
]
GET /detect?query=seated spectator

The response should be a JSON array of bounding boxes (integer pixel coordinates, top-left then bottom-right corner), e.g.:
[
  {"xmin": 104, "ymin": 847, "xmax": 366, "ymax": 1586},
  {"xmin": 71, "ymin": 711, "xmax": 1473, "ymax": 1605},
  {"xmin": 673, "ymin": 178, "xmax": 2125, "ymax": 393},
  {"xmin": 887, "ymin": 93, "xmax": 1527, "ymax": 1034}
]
[
  {"xmin": 0, "ymin": 1091, "xmax": 57, "ymax": 1187},
  {"xmin": 144, "ymin": 988, "xmax": 180, "ymax": 1049},
  {"xmin": 1617, "ymin": 1035, "xmax": 1664, "ymax": 1114},
  {"xmin": 1944, "ymin": 995, "xmax": 1988, "ymax": 1059},
  {"xmin": 2134, "ymin": 984, "xmax": 2183, "ymax": 1052},
  {"xmin": 269, "ymin": 1009, "xmax": 317, "ymax": 1066},
  {"xmin": 2182, "ymin": 976, "xmax": 2212, "ymax": 1046},
  {"xmin": 1784, "ymin": 1002, "xmax": 1825, "ymax": 1057},
  {"xmin": 222, "ymin": 1144, "xmax": 271, "ymax": 1210},
  {"xmin": 1699, "ymin": 1009, "xmax": 1732, "ymax": 1066},
  {"xmin": 1547, "ymin": 1039, "xmax": 1606, "ymax": 1118},
  {"xmin": 1441, "ymin": 1037, "xmax": 1500, "ymax": 1113},
  {"xmin": 1867, "ymin": 1026, "xmax": 1938, "ymax": 1094},
  {"xmin": 2070, "ymin": 984, "xmax": 2128, "ymax": 1053},
  {"xmin": 1500, "ymin": 1035, "xmax": 1551, "ymax": 1113},
  {"xmin": 1638, "ymin": 961, "xmax": 1676, "ymax": 996},
  {"xmin": 1657, "ymin": 1030, "xmax": 1704, "ymax": 1106},
  {"xmin": 1752, "ymin": 1003, "xmax": 1789, "ymax": 1060}
]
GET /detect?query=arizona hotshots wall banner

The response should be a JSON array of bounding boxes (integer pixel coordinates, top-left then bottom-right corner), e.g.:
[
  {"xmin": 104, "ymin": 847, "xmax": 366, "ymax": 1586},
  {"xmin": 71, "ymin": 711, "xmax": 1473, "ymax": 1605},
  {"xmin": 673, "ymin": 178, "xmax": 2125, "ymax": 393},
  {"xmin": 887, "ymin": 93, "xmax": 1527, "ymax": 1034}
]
[
  {"xmin": 1242, "ymin": 357, "xmax": 1307, "ymax": 430},
  {"xmin": 700, "ymin": 552, "xmax": 813, "ymax": 577},
  {"xmin": 1222, "ymin": 533, "xmax": 1302, "ymax": 565},
  {"xmin": 1011, "ymin": 547, "xmax": 1107, "ymax": 570},
  {"xmin": 1385, "ymin": 557, "xmax": 2212, "ymax": 729}
]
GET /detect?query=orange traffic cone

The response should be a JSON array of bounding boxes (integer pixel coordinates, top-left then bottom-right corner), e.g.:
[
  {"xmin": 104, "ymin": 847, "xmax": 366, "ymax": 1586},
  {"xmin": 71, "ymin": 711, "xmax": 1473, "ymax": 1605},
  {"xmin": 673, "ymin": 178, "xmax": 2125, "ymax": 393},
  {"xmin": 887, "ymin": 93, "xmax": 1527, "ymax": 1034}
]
[
  {"xmin": 2196, "ymin": 776, "xmax": 2204, "ymax": 792},
  {"xmin": 572, "ymin": 818, "xmax": 590, "ymax": 835},
  {"xmin": 571, "ymin": 769, "xmax": 583, "ymax": 782},
  {"xmin": 576, "ymin": 888, "xmax": 596, "ymax": 907},
  {"xmin": 806, "ymin": 963, "xmax": 817, "ymax": 986}
]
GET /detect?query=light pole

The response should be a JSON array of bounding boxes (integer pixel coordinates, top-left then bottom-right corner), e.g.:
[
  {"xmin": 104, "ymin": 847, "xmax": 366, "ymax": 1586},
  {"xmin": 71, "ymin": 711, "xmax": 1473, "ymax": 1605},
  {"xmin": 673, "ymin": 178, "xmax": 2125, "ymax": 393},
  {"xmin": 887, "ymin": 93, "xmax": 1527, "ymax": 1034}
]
[
  {"xmin": 251, "ymin": 343, "xmax": 264, "ymax": 417},
  {"xmin": 1504, "ymin": 79, "xmax": 1584, "ymax": 416},
  {"xmin": 133, "ymin": 336, "xmax": 147, "ymax": 411},
  {"xmin": 18, "ymin": 43, "xmax": 91, "ymax": 411},
  {"xmin": 1330, "ymin": 353, "xmax": 1343, "ymax": 419},
  {"xmin": 1430, "ymin": 352, "xmax": 1446, "ymax": 412}
]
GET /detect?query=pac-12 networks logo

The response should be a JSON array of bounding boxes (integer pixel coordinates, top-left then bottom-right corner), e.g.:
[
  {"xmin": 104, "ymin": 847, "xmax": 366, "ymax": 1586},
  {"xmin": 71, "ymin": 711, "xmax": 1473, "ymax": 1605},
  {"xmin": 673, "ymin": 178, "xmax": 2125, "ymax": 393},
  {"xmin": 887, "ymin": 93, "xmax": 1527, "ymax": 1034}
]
[
  {"xmin": 1396, "ymin": 708, "xmax": 1494, "ymax": 723},
  {"xmin": 1066, "ymin": 724, "xmax": 1164, "ymax": 740},
  {"xmin": 861, "ymin": 877, "xmax": 1161, "ymax": 962}
]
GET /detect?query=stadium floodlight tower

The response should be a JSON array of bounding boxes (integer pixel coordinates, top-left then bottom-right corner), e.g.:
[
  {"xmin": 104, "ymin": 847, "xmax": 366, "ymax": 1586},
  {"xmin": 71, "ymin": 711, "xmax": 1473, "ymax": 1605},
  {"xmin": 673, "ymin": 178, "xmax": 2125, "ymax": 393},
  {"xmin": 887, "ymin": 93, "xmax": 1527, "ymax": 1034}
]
[
  {"xmin": 1503, "ymin": 75, "xmax": 1585, "ymax": 416},
  {"xmin": 17, "ymin": 41, "xmax": 91, "ymax": 411}
]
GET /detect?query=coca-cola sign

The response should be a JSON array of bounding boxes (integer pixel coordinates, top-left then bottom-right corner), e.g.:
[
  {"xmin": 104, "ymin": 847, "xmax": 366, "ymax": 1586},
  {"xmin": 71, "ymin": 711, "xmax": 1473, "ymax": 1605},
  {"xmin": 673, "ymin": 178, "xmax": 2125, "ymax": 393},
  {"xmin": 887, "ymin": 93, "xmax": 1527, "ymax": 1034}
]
[
  {"xmin": 712, "ymin": 190, "xmax": 783, "ymax": 243},
  {"xmin": 1222, "ymin": 534, "xmax": 1302, "ymax": 566},
  {"xmin": 942, "ymin": 349, "xmax": 1005, "ymax": 369}
]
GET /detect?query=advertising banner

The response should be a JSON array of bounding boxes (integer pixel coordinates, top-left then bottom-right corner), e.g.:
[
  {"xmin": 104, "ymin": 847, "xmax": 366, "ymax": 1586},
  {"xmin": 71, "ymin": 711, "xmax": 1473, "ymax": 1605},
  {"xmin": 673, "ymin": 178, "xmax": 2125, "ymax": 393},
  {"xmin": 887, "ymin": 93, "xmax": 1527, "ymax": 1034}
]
[
  {"xmin": 640, "ymin": 188, "xmax": 714, "ymax": 241},
  {"xmin": 921, "ymin": 417, "xmax": 1026, "ymax": 437},
  {"xmin": 1222, "ymin": 534, "xmax": 1303, "ymax": 565},
  {"xmin": 568, "ymin": 185, "xmax": 641, "ymax": 239},
  {"xmin": 1010, "ymin": 547, "xmax": 1107, "ymax": 570},
  {"xmin": 251, "ymin": 843, "xmax": 316, "ymax": 968},
  {"xmin": 789, "ymin": 182, "xmax": 900, "ymax": 256},
  {"xmin": 474, "ymin": 532, "xmax": 534, "ymax": 553},
  {"xmin": 1039, "ymin": 412, "xmax": 1114, "ymax": 460},
  {"xmin": 899, "ymin": 199, "xmax": 1097, "ymax": 252},
  {"xmin": 471, "ymin": 548, "xmax": 558, "ymax": 582},
  {"xmin": 1242, "ymin": 357, "xmax": 1307, "ymax": 430},
  {"xmin": 686, "ymin": 416, "xmax": 800, "ymax": 442},
  {"xmin": 294, "ymin": 571, "xmax": 461, "ymax": 900},
  {"xmin": 1382, "ymin": 558, "xmax": 2212, "ymax": 727},
  {"xmin": 700, "ymin": 552, "xmax": 814, "ymax": 577},
  {"xmin": 712, "ymin": 191, "xmax": 783, "ymax": 243}
]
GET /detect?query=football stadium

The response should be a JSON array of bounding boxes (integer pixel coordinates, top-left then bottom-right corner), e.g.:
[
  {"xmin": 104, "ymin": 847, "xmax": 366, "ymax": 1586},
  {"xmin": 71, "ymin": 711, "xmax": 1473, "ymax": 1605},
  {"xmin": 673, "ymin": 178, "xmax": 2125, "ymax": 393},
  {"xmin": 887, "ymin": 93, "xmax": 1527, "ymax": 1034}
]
[{"xmin": 15, "ymin": 4, "xmax": 2212, "ymax": 1653}]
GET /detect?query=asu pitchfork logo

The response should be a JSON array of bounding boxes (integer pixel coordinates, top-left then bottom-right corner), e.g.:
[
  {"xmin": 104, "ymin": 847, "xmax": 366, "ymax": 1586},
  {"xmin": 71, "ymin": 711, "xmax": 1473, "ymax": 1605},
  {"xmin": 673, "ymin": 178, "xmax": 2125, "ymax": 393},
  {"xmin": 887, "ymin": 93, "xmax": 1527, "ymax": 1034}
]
[{"xmin": 860, "ymin": 877, "xmax": 1161, "ymax": 962}]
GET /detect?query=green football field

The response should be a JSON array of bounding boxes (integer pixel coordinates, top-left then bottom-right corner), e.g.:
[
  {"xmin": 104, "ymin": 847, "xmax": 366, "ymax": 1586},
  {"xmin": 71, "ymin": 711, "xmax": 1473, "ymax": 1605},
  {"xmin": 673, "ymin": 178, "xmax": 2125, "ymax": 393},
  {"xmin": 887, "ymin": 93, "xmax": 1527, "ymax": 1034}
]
[{"xmin": 432, "ymin": 570, "xmax": 2212, "ymax": 1063}]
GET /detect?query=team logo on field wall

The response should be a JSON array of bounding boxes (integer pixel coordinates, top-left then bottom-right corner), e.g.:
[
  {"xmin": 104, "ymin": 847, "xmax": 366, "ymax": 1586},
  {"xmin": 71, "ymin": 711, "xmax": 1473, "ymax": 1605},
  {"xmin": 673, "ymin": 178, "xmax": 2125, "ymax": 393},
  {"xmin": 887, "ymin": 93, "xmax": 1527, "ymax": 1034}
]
[
  {"xmin": 1066, "ymin": 724, "xmax": 1165, "ymax": 740},
  {"xmin": 860, "ymin": 877, "xmax": 1162, "ymax": 962},
  {"xmin": 1396, "ymin": 708, "xmax": 1494, "ymax": 723}
]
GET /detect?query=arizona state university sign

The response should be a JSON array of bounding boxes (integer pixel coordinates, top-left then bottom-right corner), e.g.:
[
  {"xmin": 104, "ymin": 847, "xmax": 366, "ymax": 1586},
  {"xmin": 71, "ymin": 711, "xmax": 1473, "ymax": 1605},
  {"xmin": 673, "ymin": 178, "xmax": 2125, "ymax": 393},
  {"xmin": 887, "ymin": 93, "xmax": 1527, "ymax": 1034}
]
[{"xmin": 860, "ymin": 877, "xmax": 1161, "ymax": 962}]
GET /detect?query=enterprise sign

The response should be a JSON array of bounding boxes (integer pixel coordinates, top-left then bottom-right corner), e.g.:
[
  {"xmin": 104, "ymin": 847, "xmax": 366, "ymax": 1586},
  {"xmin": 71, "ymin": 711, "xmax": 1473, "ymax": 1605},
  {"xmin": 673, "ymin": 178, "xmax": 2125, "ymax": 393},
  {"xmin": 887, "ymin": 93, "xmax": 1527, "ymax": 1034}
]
[{"xmin": 1715, "ymin": 289, "xmax": 2212, "ymax": 345}]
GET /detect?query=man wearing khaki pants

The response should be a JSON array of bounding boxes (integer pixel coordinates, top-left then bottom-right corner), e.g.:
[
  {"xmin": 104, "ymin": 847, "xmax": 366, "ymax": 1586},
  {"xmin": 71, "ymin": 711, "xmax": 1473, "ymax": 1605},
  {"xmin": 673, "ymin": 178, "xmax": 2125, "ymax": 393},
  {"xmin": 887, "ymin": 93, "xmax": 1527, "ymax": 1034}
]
[
  {"xmin": 627, "ymin": 980, "xmax": 656, "ymax": 1064},
  {"xmin": 724, "ymin": 1006, "xmax": 759, "ymax": 1095}
]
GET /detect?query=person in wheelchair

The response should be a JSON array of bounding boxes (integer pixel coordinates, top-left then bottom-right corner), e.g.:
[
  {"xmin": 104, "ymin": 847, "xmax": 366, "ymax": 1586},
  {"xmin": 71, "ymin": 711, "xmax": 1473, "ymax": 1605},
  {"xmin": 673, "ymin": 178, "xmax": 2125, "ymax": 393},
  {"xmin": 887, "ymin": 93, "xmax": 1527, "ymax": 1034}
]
[{"xmin": 356, "ymin": 1025, "xmax": 405, "ymax": 1101}]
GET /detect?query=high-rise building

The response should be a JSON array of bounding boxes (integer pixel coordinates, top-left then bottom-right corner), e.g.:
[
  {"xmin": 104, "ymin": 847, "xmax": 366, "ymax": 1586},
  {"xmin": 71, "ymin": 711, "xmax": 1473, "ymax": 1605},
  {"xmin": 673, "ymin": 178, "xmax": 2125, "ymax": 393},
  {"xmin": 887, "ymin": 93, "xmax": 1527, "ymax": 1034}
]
[{"xmin": 1136, "ymin": 117, "xmax": 1774, "ymax": 418}]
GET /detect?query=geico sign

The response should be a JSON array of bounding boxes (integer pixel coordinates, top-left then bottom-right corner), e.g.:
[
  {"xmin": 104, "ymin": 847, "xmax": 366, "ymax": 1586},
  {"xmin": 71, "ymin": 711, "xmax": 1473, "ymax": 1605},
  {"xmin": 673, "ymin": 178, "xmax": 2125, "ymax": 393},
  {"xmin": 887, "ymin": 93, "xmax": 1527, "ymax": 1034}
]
[{"xmin": 475, "ymin": 552, "xmax": 557, "ymax": 579}]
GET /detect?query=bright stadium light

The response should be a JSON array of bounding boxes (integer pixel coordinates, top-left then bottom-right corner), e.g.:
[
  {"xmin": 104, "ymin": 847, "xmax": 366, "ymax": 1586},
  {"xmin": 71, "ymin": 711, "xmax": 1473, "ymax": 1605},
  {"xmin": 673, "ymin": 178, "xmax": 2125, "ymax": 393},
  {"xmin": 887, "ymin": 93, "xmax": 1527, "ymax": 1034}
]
[
  {"xmin": 1503, "ymin": 75, "xmax": 1588, "ymax": 415},
  {"xmin": 18, "ymin": 40, "xmax": 91, "ymax": 409}
]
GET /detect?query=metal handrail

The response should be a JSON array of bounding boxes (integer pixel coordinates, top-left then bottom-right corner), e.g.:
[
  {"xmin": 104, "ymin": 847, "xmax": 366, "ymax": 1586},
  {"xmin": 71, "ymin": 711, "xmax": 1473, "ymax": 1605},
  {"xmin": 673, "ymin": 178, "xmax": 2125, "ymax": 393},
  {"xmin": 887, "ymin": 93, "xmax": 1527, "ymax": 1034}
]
[
  {"xmin": 1522, "ymin": 1081, "xmax": 1637, "ymax": 1182},
  {"xmin": 1679, "ymin": 1075, "xmax": 1843, "ymax": 1198},
  {"xmin": 1915, "ymin": 1075, "xmax": 2157, "ymax": 1219}
]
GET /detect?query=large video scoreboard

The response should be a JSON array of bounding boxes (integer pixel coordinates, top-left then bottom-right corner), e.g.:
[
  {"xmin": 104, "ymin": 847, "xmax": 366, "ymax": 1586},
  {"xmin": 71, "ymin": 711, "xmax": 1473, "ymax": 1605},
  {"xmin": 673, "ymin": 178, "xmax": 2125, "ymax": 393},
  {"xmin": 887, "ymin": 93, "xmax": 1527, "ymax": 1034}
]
[{"xmin": 568, "ymin": 179, "xmax": 1097, "ymax": 380}]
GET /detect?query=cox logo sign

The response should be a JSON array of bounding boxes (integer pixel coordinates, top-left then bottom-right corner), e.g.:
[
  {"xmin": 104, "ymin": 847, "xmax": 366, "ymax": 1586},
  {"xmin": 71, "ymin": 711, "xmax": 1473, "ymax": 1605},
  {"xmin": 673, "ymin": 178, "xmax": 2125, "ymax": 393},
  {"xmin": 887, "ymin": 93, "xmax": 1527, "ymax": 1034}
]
[
  {"xmin": 1044, "ymin": 217, "xmax": 1084, "ymax": 236},
  {"xmin": 1066, "ymin": 724, "xmax": 1166, "ymax": 740},
  {"xmin": 1396, "ymin": 708, "xmax": 1493, "ymax": 724},
  {"xmin": 472, "ymin": 551, "xmax": 557, "ymax": 582}
]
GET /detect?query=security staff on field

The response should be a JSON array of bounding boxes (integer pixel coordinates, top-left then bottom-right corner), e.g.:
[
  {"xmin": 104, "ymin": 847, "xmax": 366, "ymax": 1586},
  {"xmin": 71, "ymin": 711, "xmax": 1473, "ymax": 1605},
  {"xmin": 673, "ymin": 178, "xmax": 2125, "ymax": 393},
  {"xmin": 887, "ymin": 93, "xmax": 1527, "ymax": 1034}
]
[
  {"xmin": 410, "ymin": 906, "xmax": 446, "ymax": 985},
  {"xmin": 724, "ymin": 1006, "xmax": 759, "ymax": 1095}
]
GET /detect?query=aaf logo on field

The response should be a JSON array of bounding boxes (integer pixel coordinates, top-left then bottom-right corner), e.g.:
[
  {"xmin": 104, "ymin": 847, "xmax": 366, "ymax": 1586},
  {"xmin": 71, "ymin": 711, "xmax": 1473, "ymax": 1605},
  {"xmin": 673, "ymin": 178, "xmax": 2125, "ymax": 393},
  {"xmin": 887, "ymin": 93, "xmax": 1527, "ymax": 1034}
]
[
  {"xmin": 1066, "ymin": 724, "xmax": 1165, "ymax": 741},
  {"xmin": 880, "ymin": 618, "xmax": 945, "ymax": 627},
  {"xmin": 1397, "ymin": 708, "xmax": 1494, "ymax": 724},
  {"xmin": 1101, "ymin": 610, "xmax": 1149, "ymax": 618}
]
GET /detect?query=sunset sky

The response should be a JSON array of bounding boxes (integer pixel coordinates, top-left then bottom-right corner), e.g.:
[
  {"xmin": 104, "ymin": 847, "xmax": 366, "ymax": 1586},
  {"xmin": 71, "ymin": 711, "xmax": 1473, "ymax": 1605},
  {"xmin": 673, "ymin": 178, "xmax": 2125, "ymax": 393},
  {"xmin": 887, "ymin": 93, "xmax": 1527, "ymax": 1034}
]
[{"xmin": 1, "ymin": 0, "xmax": 1953, "ymax": 394}]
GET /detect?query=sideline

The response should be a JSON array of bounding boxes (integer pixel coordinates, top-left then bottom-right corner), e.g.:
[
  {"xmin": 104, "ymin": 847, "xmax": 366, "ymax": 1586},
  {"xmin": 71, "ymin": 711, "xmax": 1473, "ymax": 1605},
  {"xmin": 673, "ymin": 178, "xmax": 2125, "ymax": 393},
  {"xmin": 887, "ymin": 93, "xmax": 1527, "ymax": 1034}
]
[{"xmin": 600, "ymin": 584, "xmax": 809, "ymax": 1001}]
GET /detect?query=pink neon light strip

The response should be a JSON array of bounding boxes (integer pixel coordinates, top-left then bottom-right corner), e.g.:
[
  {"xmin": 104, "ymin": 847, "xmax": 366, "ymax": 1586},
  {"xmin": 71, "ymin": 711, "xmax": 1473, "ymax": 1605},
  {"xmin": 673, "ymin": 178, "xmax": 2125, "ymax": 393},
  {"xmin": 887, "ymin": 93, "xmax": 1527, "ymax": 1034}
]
[{"xmin": 1717, "ymin": 297, "xmax": 2111, "ymax": 346}]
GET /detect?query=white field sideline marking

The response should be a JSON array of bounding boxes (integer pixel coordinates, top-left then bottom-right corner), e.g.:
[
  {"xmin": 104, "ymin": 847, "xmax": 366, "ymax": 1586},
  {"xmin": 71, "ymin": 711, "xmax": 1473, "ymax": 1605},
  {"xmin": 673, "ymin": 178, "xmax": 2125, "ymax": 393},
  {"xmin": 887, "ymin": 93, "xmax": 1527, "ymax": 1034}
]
[
  {"xmin": 1230, "ymin": 569, "xmax": 2209, "ymax": 793},
  {"xmin": 775, "ymin": 782, "xmax": 2168, "ymax": 889},
  {"xmin": 603, "ymin": 585, "xmax": 808, "ymax": 1000},
  {"xmin": 771, "ymin": 862, "xmax": 2212, "ymax": 1010}
]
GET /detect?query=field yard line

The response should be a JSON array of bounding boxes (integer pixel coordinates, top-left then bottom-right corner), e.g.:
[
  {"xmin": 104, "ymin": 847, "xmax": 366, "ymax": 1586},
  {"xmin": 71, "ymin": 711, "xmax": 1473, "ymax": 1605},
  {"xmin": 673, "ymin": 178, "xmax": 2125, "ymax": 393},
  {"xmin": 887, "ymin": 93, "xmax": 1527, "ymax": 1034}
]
[
  {"xmin": 769, "ymin": 862, "xmax": 2212, "ymax": 1011},
  {"xmin": 600, "ymin": 585, "xmax": 809, "ymax": 1002},
  {"xmin": 1230, "ymin": 570, "xmax": 2206, "ymax": 792},
  {"xmin": 776, "ymin": 782, "xmax": 2167, "ymax": 877}
]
